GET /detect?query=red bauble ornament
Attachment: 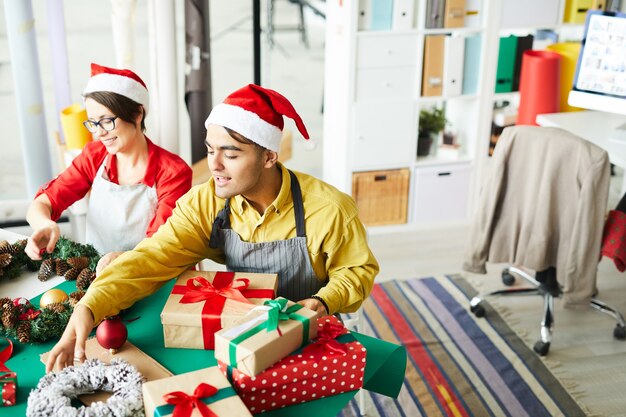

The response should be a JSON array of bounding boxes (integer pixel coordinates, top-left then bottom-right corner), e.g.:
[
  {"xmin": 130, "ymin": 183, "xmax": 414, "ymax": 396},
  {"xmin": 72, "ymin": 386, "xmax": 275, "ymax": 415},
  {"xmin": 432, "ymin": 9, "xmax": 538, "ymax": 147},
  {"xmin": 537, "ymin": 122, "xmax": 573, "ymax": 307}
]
[{"xmin": 96, "ymin": 316, "xmax": 128, "ymax": 354}]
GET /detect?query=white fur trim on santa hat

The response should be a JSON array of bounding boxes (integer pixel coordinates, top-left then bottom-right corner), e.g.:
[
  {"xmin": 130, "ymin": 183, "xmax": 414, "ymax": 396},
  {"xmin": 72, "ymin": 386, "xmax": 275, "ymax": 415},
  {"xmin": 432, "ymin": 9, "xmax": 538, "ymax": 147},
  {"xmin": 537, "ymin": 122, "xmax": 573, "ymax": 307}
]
[
  {"xmin": 83, "ymin": 73, "xmax": 150, "ymax": 114},
  {"xmin": 205, "ymin": 103, "xmax": 283, "ymax": 152}
]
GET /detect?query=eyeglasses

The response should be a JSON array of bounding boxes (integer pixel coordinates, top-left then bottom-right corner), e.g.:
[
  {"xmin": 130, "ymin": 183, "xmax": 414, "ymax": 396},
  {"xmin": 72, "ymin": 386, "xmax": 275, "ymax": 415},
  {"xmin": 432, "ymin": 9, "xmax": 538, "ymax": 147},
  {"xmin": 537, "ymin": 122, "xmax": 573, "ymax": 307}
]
[{"xmin": 83, "ymin": 117, "xmax": 118, "ymax": 133}]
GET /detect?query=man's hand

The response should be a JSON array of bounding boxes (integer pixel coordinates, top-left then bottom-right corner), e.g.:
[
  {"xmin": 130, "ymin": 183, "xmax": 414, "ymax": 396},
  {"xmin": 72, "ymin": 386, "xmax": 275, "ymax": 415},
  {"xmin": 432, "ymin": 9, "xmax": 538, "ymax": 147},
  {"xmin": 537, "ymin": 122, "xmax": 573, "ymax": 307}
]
[
  {"xmin": 45, "ymin": 304, "xmax": 94, "ymax": 373},
  {"xmin": 96, "ymin": 251, "xmax": 124, "ymax": 276},
  {"xmin": 25, "ymin": 221, "xmax": 60, "ymax": 260},
  {"xmin": 298, "ymin": 297, "xmax": 328, "ymax": 316}
]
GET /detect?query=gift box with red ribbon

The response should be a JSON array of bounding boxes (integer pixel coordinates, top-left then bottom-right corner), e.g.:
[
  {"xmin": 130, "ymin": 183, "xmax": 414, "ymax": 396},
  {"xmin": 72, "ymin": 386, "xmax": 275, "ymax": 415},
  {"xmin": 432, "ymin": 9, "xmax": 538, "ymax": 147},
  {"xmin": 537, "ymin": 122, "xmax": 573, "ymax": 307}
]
[
  {"xmin": 142, "ymin": 366, "xmax": 252, "ymax": 417},
  {"xmin": 214, "ymin": 298, "xmax": 319, "ymax": 378},
  {"xmin": 160, "ymin": 270, "xmax": 277, "ymax": 350},
  {"xmin": 0, "ymin": 339, "xmax": 16, "ymax": 407},
  {"xmin": 217, "ymin": 315, "xmax": 365, "ymax": 414}
]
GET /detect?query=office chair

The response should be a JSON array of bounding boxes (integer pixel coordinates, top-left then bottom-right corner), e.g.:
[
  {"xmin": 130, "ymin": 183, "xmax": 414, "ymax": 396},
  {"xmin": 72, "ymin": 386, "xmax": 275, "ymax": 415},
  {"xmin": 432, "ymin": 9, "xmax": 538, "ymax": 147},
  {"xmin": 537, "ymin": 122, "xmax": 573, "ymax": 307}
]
[{"xmin": 463, "ymin": 125, "xmax": 626, "ymax": 356}]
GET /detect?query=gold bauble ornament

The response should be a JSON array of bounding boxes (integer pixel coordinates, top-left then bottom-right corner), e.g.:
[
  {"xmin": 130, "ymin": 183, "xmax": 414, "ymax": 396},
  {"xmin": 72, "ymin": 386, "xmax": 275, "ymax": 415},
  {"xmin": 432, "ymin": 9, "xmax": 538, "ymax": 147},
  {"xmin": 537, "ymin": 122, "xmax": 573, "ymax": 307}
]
[{"xmin": 39, "ymin": 289, "xmax": 69, "ymax": 308}]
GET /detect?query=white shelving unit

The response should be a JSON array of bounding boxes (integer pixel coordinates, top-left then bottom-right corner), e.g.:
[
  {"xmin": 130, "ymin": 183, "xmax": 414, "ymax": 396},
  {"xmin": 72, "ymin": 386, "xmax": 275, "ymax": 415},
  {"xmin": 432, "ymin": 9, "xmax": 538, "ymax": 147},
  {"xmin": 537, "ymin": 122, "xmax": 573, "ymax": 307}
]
[{"xmin": 322, "ymin": 0, "xmax": 580, "ymax": 230}]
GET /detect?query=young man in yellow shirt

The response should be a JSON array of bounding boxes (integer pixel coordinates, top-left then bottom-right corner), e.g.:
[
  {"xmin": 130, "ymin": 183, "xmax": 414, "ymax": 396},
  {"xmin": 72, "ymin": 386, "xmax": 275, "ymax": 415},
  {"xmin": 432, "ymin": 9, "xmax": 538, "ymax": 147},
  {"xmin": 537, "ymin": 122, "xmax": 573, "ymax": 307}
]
[{"xmin": 45, "ymin": 84, "xmax": 379, "ymax": 372}]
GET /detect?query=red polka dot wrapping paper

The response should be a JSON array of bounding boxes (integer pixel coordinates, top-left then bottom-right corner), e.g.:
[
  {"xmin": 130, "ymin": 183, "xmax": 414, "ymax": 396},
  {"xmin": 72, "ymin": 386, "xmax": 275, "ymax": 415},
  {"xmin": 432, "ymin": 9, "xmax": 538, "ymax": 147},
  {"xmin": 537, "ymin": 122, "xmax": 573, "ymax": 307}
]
[
  {"xmin": 0, "ymin": 371, "xmax": 16, "ymax": 407},
  {"xmin": 217, "ymin": 316, "xmax": 366, "ymax": 414}
]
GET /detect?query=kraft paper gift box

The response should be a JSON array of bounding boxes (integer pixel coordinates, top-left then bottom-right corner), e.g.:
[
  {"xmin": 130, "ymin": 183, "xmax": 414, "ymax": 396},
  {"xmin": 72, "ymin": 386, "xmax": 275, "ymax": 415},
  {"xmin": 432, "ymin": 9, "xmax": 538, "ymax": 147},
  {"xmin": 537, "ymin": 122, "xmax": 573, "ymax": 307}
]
[
  {"xmin": 142, "ymin": 366, "xmax": 252, "ymax": 417},
  {"xmin": 218, "ymin": 315, "xmax": 367, "ymax": 414},
  {"xmin": 0, "ymin": 339, "xmax": 16, "ymax": 407},
  {"xmin": 161, "ymin": 270, "xmax": 277, "ymax": 350},
  {"xmin": 214, "ymin": 298, "xmax": 319, "ymax": 377}
]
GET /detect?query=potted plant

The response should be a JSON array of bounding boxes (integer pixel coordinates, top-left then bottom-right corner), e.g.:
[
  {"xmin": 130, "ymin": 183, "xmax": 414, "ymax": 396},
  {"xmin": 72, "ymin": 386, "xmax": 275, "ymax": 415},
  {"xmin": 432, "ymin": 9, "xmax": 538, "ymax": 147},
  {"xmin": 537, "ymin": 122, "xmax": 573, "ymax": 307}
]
[{"xmin": 418, "ymin": 107, "xmax": 447, "ymax": 156}]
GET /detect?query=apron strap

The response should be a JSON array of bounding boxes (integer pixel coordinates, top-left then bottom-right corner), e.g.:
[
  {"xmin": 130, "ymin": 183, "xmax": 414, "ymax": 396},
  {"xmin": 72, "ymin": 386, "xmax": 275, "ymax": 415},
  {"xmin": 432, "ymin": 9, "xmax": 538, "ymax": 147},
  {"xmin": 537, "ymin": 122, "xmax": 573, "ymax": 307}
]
[
  {"xmin": 209, "ymin": 199, "xmax": 231, "ymax": 248},
  {"xmin": 289, "ymin": 170, "xmax": 306, "ymax": 238}
]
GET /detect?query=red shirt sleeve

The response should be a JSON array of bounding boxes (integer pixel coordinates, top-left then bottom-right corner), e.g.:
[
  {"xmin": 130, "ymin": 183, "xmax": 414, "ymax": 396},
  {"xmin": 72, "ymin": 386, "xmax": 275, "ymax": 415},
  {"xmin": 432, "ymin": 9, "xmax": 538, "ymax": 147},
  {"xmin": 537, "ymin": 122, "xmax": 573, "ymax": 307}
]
[
  {"xmin": 144, "ymin": 142, "xmax": 193, "ymax": 237},
  {"xmin": 35, "ymin": 141, "xmax": 107, "ymax": 220}
]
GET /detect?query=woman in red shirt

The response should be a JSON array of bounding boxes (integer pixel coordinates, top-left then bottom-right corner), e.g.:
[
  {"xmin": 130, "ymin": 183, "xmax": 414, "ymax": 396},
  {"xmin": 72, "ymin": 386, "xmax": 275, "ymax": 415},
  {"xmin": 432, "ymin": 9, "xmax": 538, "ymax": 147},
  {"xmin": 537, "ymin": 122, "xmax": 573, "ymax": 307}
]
[{"xmin": 25, "ymin": 63, "xmax": 192, "ymax": 273}]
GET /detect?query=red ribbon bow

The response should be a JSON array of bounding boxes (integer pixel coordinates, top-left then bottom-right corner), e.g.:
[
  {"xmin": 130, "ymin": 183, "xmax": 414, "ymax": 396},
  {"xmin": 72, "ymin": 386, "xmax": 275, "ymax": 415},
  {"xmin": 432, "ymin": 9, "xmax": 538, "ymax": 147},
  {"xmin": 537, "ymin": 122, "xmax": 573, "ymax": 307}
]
[
  {"xmin": 0, "ymin": 339, "xmax": 12, "ymax": 373},
  {"xmin": 171, "ymin": 272, "xmax": 275, "ymax": 349},
  {"xmin": 163, "ymin": 383, "xmax": 218, "ymax": 417},
  {"xmin": 302, "ymin": 321, "xmax": 348, "ymax": 361}
]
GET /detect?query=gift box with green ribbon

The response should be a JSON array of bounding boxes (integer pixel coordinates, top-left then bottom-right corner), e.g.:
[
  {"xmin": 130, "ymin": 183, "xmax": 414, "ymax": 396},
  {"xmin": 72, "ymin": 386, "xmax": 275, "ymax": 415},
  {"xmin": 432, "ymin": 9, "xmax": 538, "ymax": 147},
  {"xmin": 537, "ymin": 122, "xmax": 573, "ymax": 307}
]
[
  {"xmin": 161, "ymin": 270, "xmax": 277, "ymax": 350},
  {"xmin": 142, "ymin": 366, "xmax": 252, "ymax": 417},
  {"xmin": 217, "ymin": 315, "xmax": 366, "ymax": 414},
  {"xmin": 214, "ymin": 298, "xmax": 319, "ymax": 377},
  {"xmin": 0, "ymin": 338, "xmax": 16, "ymax": 407}
]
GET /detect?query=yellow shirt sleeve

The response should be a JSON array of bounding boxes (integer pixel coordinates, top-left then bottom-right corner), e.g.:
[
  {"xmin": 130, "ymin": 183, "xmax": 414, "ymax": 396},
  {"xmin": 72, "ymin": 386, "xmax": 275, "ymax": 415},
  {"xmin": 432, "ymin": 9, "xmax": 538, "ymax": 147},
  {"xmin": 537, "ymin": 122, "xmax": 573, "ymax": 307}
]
[{"xmin": 79, "ymin": 183, "xmax": 223, "ymax": 323}]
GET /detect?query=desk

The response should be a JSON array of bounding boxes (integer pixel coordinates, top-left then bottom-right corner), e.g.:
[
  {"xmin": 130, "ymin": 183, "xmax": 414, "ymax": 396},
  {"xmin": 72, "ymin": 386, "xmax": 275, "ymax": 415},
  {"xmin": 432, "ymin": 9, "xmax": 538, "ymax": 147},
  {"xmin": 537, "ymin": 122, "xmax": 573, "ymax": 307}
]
[{"xmin": 536, "ymin": 110, "xmax": 626, "ymax": 194}]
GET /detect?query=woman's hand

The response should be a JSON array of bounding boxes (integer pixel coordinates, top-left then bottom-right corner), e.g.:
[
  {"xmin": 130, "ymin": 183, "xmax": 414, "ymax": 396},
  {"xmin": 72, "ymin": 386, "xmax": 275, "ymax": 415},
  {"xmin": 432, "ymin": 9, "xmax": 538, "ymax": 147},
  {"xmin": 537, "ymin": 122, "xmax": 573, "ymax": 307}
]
[
  {"xmin": 45, "ymin": 304, "xmax": 94, "ymax": 373},
  {"xmin": 96, "ymin": 251, "xmax": 124, "ymax": 276},
  {"xmin": 25, "ymin": 221, "xmax": 60, "ymax": 260}
]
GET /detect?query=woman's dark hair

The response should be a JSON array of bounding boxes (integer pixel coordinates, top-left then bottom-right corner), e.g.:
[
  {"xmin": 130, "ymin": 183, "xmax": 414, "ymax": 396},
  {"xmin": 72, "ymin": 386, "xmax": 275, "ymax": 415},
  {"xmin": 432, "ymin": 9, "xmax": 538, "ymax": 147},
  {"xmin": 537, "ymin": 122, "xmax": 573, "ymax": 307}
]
[
  {"xmin": 224, "ymin": 127, "xmax": 267, "ymax": 151},
  {"xmin": 84, "ymin": 91, "xmax": 146, "ymax": 132}
]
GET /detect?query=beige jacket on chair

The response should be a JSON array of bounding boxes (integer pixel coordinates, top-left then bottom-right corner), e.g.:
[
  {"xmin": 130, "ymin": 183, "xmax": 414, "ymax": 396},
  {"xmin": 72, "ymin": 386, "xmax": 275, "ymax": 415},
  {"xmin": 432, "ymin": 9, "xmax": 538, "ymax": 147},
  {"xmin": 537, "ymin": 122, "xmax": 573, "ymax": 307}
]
[{"xmin": 463, "ymin": 126, "xmax": 610, "ymax": 307}]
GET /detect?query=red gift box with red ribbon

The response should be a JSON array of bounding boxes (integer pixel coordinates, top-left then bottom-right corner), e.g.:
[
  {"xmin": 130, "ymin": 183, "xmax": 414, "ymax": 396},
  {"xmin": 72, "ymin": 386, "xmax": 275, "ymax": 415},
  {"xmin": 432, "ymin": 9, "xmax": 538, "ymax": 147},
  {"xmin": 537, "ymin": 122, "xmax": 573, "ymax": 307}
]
[
  {"xmin": 160, "ymin": 270, "xmax": 277, "ymax": 350},
  {"xmin": 217, "ymin": 316, "xmax": 366, "ymax": 414},
  {"xmin": 0, "ymin": 339, "xmax": 16, "ymax": 407}
]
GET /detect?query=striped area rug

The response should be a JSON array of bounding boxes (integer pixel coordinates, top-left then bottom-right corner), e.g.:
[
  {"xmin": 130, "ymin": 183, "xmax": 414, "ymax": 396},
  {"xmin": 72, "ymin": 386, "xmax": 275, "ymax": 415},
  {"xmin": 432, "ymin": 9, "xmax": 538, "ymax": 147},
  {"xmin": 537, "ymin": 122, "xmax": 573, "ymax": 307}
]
[{"xmin": 339, "ymin": 275, "xmax": 584, "ymax": 417}]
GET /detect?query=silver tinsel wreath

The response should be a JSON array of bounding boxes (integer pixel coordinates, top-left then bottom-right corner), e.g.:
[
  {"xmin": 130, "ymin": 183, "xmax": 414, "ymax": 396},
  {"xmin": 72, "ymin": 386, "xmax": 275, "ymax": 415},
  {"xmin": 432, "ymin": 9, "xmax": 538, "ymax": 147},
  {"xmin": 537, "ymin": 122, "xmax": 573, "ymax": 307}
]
[{"xmin": 27, "ymin": 358, "xmax": 144, "ymax": 417}]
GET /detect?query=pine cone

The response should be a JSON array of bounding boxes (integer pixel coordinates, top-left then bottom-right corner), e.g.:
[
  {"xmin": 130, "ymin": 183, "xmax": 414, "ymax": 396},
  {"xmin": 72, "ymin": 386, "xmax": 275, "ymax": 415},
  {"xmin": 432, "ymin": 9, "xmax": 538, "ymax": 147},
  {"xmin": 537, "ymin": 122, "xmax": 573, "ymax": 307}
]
[
  {"xmin": 17, "ymin": 321, "xmax": 31, "ymax": 343},
  {"xmin": 55, "ymin": 259, "xmax": 70, "ymax": 276},
  {"xmin": 77, "ymin": 269, "xmax": 95, "ymax": 290},
  {"xmin": 9, "ymin": 239, "xmax": 27, "ymax": 254},
  {"xmin": 64, "ymin": 267, "xmax": 81, "ymax": 281},
  {"xmin": 38, "ymin": 259, "xmax": 55, "ymax": 282},
  {"xmin": 0, "ymin": 298, "xmax": 11, "ymax": 310},
  {"xmin": 45, "ymin": 302, "xmax": 66, "ymax": 314},
  {"xmin": 68, "ymin": 291, "xmax": 86, "ymax": 306},
  {"xmin": 0, "ymin": 253, "xmax": 11, "ymax": 268},
  {"xmin": 67, "ymin": 256, "xmax": 89, "ymax": 270},
  {"xmin": 1, "ymin": 303, "xmax": 18, "ymax": 329},
  {"xmin": 0, "ymin": 240, "xmax": 10, "ymax": 254}
]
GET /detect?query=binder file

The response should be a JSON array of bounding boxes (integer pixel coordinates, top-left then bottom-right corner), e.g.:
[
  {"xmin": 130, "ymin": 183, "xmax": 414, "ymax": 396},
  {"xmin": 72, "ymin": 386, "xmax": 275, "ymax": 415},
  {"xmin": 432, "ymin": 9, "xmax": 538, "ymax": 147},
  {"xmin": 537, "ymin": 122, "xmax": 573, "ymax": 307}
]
[
  {"xmin": 563, "ymin": 0, "xmax": 605, "ymax": 24},
  {"xmin": 392, "ymin": 0, "xmax": 415, "ymax": 30},
  {"xmin": 464, "ymin": 0, "xmax": 482, "ymax": 28},
  {"xmin": 512, "ymin": 35, "xmax": 534, "ymax": 91},
  {"xmin": 443, "ymin": 36, "xmax": 465, "ymax": 96},
  {"xmin": 358, "ymin": 0, "xmax": 371, "ymax": 30},
  {"xmin": 425, "ymin": 0, "xmax": 445, "ymax": 29},
  {"xmin": 422, "ymin": 35, "xmax": 446, "ymax": 97},
  {"xmin": 495, "ymin": 35, "xmax": 518, "ymax": 93},
  {"xmin": 462, "ymin": 34, "xmax": 482, "ymax": 95},
  {"xmin": 444, "ymin": 0, "xmax": 466, "ymax": 28},
  {"xmin": 370, "ymin": 0, "xmax": 394, "ymax": 30}
]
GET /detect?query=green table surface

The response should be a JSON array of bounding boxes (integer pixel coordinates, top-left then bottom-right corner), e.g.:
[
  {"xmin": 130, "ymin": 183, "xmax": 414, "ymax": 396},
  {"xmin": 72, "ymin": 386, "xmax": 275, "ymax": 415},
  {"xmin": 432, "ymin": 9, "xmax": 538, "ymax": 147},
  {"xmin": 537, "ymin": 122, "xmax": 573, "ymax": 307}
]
[{"xmin": 3, "ymin": 279, "xmax": 406, "ymax": 416}]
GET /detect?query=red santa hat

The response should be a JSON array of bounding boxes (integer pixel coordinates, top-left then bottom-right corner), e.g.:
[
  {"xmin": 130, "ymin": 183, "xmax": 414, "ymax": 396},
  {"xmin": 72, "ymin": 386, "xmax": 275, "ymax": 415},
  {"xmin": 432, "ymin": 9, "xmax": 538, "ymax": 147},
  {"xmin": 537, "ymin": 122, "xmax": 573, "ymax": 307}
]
[
  {"xmin": 205, "ymin": 84, "xmax": 309, "ymax": 152},
  {"xmin": 83, "ymin": 63, "xmax": 150, "ymax": 114}
]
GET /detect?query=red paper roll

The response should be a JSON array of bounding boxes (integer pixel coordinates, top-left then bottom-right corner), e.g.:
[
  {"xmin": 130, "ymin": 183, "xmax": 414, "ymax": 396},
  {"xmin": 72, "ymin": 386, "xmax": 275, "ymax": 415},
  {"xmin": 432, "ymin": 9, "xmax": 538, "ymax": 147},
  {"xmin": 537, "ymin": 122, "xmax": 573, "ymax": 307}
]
[{"xmin": 517, "ymin": 50, "xmax": 561, "ymax": 126}]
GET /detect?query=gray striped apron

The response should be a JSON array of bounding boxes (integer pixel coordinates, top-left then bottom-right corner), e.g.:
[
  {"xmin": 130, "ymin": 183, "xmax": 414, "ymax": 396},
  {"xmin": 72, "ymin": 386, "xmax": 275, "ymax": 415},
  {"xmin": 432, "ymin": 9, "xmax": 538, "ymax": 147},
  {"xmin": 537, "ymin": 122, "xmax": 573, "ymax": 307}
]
[{"xmin": 208, "ymin": 171, "xmax": 326, "ymax": 301}]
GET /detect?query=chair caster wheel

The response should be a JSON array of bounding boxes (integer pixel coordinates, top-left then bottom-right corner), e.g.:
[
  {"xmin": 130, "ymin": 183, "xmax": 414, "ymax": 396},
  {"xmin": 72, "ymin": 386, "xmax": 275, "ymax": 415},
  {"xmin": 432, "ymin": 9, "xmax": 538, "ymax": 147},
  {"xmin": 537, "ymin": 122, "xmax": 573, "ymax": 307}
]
[
  {"xmin": 533, "ymin": 341, "xmax": 550, "ymax": 356},
  {"xmin": 501, "ymin": 269, "xmax": 515, "ymax": 286},
  {"xmin": 614, "ymin": 325, "xmax": 626, "ymax": 340},
  {"xmin": 470, "ymin": 303, "xmax": 485, "ymax": 318}
]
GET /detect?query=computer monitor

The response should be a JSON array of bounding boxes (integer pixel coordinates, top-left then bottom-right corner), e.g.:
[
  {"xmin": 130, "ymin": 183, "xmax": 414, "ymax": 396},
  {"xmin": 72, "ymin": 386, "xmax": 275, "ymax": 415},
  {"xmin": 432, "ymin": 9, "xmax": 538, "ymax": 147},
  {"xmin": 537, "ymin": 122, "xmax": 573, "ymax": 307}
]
[{"xmin": 568, "ymin": 10, "xmax": 626, "ymax": 143}]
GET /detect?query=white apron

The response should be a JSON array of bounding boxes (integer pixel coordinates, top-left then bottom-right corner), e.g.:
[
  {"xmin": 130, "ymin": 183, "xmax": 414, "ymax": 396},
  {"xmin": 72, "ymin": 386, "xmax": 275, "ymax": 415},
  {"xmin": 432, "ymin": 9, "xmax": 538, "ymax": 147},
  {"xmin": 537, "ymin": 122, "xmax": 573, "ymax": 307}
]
[{"xmin": 85, "ymin": 158, "xmax": 158, "ymax": 254}]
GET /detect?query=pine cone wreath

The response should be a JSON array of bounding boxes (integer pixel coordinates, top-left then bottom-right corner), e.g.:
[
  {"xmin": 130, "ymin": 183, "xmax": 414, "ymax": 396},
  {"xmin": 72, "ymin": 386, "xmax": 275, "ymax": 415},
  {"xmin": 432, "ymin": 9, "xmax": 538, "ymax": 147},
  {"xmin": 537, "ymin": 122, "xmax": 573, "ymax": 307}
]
[
  {"xmin": 0, "ymin": 240, "xmax": 10, "ymax": 254},
  {"xmin": 64, "ymin": 266, "xmax": 81, "ymax": 281},
  {"xmin": 55, "ymin": 259, "xmax": 70, "ymax": 276},
  {"xmin": 68, "ymin": 290, "xmax": 86, "ymax": 306},
  {"xmin": 44, "ymin": 302, "xmax": 67, "ymax": 314},
  {"xmin": 77, "ymin": 269, "xmax": 95, "ymax": 290},
  {"xmin": 0, "ymin": 253, "xmax": 11, "ymax": 268},
  {"xmin": 67, "ymin": 256, "xmax": 89, "ymax": 270},
  {"xmin": 17, "ymin": 321, "xmax": 31, "ymax": 343},
  {"xmin": 38, "ymin": 259, "xmax": 55, "ymax": 282},
  {"xmin": 1, "ymin": 303, "xmax": 18, "ymax": 329}
]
